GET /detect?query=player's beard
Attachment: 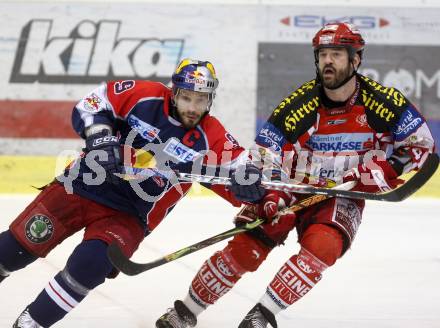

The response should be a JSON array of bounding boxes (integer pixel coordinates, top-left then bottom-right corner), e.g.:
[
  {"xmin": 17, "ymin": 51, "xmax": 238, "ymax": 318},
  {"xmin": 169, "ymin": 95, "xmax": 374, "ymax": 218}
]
[
  {"xmin": 319, "ymin": 63, "xmax": 352, "ymax": 89},
  {"xmin": 178, "ymin": 111, "xmax": 203, "ymax": 129}
]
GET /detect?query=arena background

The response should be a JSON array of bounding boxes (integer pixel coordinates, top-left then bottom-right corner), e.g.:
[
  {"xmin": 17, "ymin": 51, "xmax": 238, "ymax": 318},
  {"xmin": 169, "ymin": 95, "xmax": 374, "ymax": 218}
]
[{"xmin": 0, "ymin": 0, "xmax": 439, "ymax": 195}]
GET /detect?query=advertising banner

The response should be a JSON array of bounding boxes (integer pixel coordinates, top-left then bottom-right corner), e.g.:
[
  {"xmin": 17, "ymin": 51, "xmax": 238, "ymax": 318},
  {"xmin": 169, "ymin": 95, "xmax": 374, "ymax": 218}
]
[
  {"xmin": 0, "ymin": 3, "xmax": 260, "ymax": 144},
  {"xmin": 258, "ymin": 6, "xmax": 440, "ymax": 141},
  {"xmin": 0, "ymin": 3, "xmax": 439, "ymax": 147}
]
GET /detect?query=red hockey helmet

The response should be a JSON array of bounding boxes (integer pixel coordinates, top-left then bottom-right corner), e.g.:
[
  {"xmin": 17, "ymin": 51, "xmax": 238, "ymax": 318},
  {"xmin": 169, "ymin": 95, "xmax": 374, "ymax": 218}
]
[{"xmin": 312, "ymin": 22, "xmax": 365, "ymax": 57}]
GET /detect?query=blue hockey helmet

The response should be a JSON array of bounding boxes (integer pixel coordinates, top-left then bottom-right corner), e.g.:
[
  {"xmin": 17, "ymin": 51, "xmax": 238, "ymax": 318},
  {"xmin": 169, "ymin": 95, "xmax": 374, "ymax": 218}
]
[{"xmin": 172, "ymin": 58, "xmax": 219, "ymax": 95}]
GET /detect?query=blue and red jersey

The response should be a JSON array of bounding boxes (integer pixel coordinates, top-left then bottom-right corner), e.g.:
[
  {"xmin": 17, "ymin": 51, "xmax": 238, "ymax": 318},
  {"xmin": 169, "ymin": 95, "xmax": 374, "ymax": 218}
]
[{"xmin": 65, "ymin": 80, "xmax": 244, "ymax": 233}]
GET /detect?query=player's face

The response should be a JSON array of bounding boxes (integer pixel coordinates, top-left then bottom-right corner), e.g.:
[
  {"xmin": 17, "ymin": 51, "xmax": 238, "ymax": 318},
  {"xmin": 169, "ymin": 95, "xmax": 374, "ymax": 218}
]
[
  {"xmin": 175, "ymin": 89, "xmax": 210, "ymax": 129},
  {"xmin": 318, "ymin": 48, "xmax": 354, "ymax": 89}
]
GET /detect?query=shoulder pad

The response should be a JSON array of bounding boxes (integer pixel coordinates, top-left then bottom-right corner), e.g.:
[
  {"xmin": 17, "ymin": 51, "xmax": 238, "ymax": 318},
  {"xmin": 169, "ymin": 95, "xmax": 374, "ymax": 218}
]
[
  {"xmin": 269, "ymin": 79, "xmax": 320, "ymax": 143},
  {"xmin": 272, "ymin": 80, "xmax": 319, "ymax": 118},
  {"xmin": 358, "ymin": 74, "xmax": 409, "ymax": 131}
]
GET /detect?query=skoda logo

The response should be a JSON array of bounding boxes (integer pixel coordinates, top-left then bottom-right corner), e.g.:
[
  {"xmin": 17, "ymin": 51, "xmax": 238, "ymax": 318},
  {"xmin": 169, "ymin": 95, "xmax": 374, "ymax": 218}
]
[{"xmin": 25, "ymin": 214, "xmax": 54, "ymax": 243}]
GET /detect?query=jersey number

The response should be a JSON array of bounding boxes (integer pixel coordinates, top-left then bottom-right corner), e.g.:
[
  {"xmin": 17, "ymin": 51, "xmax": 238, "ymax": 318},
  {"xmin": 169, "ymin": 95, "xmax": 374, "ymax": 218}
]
[{"xmin": 114, "ymin": 80, "xmax": 135, "ymax": 94}]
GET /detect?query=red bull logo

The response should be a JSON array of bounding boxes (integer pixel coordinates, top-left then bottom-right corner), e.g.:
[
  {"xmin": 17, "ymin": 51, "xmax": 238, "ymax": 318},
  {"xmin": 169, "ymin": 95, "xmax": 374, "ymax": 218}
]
[
  {"xmin": 188, "ymin": 70, "xmax": 205, "ymax": 79},
  {"xmin": 84, "ymin": 93, "xmax": 101, "ymax": 112},
  {"xmin": 185, "ymin": 70, "xmax": 206, "ymax": 85}
]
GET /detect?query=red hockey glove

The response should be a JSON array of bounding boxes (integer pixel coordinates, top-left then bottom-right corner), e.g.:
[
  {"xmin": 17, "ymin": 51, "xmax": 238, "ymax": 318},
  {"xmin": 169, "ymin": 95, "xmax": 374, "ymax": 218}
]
[
  {"xmin": 343, "ymin": 156, "xmax": 404, "ymax": 193},
  {"xmin": 258, "ymin": 191, "xmax": 297, "ymax": 245},
  {"xmin": 257, "ymin": 191, "xmax": 296, "ymax": 222},
  {"xmin": 234, "ymin": 191, "xmax": 297, "ymax": 246}
]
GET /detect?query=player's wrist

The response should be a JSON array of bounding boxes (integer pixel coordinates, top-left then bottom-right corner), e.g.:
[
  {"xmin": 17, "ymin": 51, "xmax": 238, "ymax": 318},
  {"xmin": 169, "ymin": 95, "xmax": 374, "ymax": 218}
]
[{"xmin": 85, "ymin": 124, "xmax": 113, "ymax": 137}]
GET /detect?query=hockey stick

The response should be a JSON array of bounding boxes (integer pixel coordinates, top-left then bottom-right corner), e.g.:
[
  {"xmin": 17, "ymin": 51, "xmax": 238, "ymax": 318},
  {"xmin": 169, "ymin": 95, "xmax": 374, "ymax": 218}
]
[
  {"xmin": 109, "ymin": 154, "xmax": 438, "ymax": 276},
  {"xmin": 107, "ymin": 192, "xmax": 334, "ymax": 276},
  {"xmin": 121, "ymin": 153, "xmax": 439, "ymax": 202},
  {"xmin": 260, "ymin": 152, "xmax": 439, "ymax": 201}
]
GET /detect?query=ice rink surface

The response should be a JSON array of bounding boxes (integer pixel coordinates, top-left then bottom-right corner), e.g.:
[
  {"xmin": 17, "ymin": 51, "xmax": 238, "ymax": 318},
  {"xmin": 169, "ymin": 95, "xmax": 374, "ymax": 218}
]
[{"xmin": 0, "ymin": 195, "xmax": 439, "ymax": 328}]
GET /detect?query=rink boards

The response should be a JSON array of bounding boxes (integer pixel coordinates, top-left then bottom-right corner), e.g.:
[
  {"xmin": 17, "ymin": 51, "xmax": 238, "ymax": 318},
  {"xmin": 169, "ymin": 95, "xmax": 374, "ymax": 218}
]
[{"xmin": 0, "ymin": 155, "xmax": 439, "ymax": 197}]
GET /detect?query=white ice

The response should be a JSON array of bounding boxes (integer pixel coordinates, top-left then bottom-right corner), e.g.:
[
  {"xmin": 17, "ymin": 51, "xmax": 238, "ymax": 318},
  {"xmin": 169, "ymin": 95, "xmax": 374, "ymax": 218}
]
[{"xmin": 0, "ymin": 195, "xmax": 439, "ymax": 328}]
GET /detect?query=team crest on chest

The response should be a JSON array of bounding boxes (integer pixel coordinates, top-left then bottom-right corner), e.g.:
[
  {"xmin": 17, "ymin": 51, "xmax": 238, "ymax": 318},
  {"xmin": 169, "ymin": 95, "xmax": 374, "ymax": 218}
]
[
  {"xmin": 356, "ymin": 114, "xmax": 368, "ymax": 127},
  {"xmin": 25, "ymin": 214, "xmax": 54, "ymax": 244}
]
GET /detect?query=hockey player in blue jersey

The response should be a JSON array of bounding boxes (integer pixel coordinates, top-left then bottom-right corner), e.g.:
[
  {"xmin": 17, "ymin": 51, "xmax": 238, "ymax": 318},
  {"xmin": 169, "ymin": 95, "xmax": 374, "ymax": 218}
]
[{"xmin": 0, "ymin": 58, "xmax": 265, "ymax": 327}]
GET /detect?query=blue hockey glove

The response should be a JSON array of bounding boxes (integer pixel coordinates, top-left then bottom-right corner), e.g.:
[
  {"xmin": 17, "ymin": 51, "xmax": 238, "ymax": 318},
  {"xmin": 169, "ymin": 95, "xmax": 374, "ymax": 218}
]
[
  {"xmin": 85, "ymin": 131, "xmax": 122, "ymax": 185},
  {"xmin": 230, "ymin": 163, "xmax": 266, "ymax": 203}
]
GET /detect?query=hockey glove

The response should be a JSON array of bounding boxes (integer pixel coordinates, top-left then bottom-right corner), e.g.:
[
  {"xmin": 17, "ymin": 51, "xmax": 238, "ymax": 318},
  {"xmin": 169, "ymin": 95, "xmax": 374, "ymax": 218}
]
[
  {"xmin": 343, "ymin": 156, "xmax": 404, "ymax": 193},
  {"xmin": 229, "ymin": 163, "xmax": 266, "ymax": 203},
  {"xmin": 85, "ymin": 131, "xmax": 122, "ymax": 185},
  {"xmin": 258, "ymin": 191, "xmax": 297, "ymax": 245},
  {"xmin": 234, "ymin": 191, "xmax": 297, "ymax": 246},
  {"xmin": 257, "ymin": 191, "xmax": 297, "ymax": 222}
]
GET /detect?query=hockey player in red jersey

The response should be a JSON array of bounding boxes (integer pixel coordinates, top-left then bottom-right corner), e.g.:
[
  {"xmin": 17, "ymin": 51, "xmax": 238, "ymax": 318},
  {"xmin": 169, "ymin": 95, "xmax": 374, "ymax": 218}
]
[
  {"xmin": 156, "ymin": 23, "xmax": 436, "ymax": 328},
  {"xmin": 0, "ymin": 58, "xmax": 266, "ymax": 327}
]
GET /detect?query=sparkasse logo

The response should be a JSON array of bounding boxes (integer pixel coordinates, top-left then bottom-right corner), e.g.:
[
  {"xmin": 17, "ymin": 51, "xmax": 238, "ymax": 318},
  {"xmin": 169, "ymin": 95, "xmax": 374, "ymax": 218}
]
[
  {"xmin": 9, "ymin": 19, "xmax": 185, "ymax": 84},
  {"xmin": 280, "ymin": 15, "xmax": 389, "ymax": 29}
]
